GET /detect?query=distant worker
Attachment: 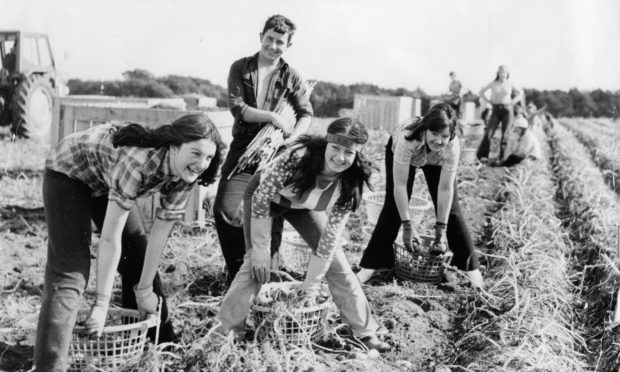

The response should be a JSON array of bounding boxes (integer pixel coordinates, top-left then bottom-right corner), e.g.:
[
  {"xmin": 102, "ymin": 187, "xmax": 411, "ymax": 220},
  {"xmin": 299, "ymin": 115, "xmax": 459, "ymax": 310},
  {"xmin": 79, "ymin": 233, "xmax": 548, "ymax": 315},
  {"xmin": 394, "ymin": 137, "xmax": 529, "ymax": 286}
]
[
  {"xmin": 479, "ymin": 100, "xmax": 492, "ymax": 128},
  {"xmin": 525, "ymin": 101, "xmax": 546, "ymax": 130},
  {"xmin": 2, "ymin": 45, "xmax": 16, "ymax": 73},
  {"xmin": 489, "ymin": 112, "xmax": 541, "ymax": 167},
  {"xmin": 476, "ymin": 65, "xmax": 523, "ymax": 162},
  {"xmin": 447, "ymin": 71, "xmax": 463, "ymax": 118}
]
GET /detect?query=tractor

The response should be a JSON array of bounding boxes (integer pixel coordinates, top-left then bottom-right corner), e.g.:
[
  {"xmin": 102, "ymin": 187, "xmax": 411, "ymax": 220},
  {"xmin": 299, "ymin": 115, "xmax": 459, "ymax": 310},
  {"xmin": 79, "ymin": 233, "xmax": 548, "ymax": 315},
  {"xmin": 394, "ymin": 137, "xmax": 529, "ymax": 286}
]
[{"xmin": 0, "ymin": 31, "xmax": 58, "ymax": 140}]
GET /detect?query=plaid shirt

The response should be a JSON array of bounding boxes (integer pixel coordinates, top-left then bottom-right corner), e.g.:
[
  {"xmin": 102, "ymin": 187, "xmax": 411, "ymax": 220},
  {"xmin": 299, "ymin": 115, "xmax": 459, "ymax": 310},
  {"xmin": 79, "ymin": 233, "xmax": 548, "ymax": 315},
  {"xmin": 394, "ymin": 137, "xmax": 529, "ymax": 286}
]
[
  {"xmin": 46, "ymin": 123, "xmax": 193, "ymax": 219},
  {"xmin": 392, "ymin": 118, "xmax": 460, "ymax": 172}
]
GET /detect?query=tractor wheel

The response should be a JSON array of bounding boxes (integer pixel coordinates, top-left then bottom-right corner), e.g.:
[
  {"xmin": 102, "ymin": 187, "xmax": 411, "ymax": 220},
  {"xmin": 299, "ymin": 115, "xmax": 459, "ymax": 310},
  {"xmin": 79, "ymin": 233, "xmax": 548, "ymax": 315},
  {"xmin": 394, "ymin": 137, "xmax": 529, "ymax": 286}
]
[{"xmin": 11, "ymin": 75, "xmax": 54, "ymax": 140}]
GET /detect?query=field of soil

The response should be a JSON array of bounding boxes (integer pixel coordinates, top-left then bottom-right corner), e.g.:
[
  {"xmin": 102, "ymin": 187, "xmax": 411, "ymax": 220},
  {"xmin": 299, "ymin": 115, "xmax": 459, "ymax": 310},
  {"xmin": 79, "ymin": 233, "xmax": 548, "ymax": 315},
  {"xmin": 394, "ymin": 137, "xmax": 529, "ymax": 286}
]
[{"xmin": 1, "ymin": 117, "xmax": 620, "ymax": 371}]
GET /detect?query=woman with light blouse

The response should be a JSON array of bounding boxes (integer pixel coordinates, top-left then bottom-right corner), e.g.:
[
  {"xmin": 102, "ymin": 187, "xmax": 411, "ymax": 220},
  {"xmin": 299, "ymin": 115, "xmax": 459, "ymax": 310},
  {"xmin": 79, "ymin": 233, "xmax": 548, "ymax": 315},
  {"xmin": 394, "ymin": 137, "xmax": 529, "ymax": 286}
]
[{"xmin": 476, "ymin": 65, "xmax": 524, "ymax": 161}]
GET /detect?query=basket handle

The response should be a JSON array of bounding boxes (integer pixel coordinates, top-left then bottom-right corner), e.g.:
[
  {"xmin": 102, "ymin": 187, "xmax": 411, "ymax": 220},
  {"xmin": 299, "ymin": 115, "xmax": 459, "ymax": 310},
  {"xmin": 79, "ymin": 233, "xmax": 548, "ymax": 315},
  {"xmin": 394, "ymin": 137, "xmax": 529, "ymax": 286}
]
[{"xmin": 147, "ymin": 297, "xmax": 163, "ymax": 345}]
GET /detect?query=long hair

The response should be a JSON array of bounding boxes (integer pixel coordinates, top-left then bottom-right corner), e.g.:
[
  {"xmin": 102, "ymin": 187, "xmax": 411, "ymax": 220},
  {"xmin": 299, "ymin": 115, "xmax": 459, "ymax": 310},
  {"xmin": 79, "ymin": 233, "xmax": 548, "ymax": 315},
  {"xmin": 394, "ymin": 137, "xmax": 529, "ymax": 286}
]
[
  {"xmin": 112, "ymin": 113, "xmax": 226, "ymax": 186},
  {"xmin": 286, "ymin": 117, "xmax": 372, "ymax": 211},
  {"xmin": 404, "ymin": 103, "xmax": 458, "ymax": 142},
  {"xmin": 494, "ymin": 64, "xmax": 510, "ymax": 81}
]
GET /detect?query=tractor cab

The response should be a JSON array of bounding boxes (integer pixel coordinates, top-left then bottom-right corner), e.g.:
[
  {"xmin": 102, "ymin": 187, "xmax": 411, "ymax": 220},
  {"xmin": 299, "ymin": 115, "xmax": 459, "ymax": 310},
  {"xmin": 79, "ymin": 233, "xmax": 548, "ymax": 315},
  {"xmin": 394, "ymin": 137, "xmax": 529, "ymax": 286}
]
[{"xmin": 0, "ymin": 31, "xmax": 57, "ymax": 139}]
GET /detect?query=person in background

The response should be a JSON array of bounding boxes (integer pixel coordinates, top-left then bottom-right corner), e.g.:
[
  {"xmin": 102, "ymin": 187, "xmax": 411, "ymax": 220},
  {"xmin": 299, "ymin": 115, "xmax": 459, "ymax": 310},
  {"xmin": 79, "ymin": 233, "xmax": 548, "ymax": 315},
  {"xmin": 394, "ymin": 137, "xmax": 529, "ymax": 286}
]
[
  {"xmin": 447, "ymin": 71, "xmax": 464, "ymax": 118},
  {"xmin": 542, "ymin": 112, "xmax": 556, "ymax": 129},
  {"xmin": 214, "ymin": 14, "xmax": 313, "ymax": 283},
  {"xmin": 356, "ymin": 103, "xmax": 483, "ymax": 288},
  {"xmin": 476, "ymin": 65, "xmax": 523, "ymax": 161},
  {"xmin": 480, "ymin": 101, "xmax": 492, "ymax": 128},
  {"xmin": 214, "ymin": 117, "xmax": 391, "ymax": 352},
  {"xmin": 2, "ymin": 44, "xmax": 17, "ymax": 73},
  {"xmin": 525, "ymin": 101, "xmax": 547, "ymax": 130},
  {"xmin": 33, "ymin": 114, "xmax": 225, "ymax": 371},
  {"xmin": 489, "ymin": 112, "xmax": 541, "ymax": 167}
]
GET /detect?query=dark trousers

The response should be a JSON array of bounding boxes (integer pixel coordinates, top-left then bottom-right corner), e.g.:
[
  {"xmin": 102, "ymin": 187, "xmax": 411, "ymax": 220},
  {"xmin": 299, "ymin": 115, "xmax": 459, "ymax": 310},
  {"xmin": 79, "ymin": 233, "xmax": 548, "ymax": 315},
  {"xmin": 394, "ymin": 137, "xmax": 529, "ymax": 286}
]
[
  {"xmin": 499, "ymin": 154, "xmax": 526, "ymax": 167},
  {"xmin": 476, "ymin": 104, "xmax": 513, "ymax": 160},
  {"xmin": 34, "ymin": 170, "xmax": 174, "ymax": 371},
  {"xmin": 359, "ymin": 138, "xmax": 479, "ymax": 271},
  {"xmin": 214, "ymin": 149, "xmax": 282, "ymax": 282}
]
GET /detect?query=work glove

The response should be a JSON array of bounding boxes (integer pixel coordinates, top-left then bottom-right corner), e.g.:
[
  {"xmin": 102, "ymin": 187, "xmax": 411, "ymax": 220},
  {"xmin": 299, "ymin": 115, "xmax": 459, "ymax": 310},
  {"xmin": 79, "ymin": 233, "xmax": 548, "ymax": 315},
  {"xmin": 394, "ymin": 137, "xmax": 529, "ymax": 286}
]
[
  {"xmin": 430, "ymin": 222, "xmax": 448, "ymax": 255},
  {"xmin": 79, "ymin": 295, "xmax": 109, "ymax": 338},
  {"xmin": 301, "ymin": 254, "xmax": 330, "ymax": 298},
  {"xmin": 402, "ymin": 220, "xmax": 422, "ymax": 253},
  {"xmin": 133, "ymin": 285, "xmax": 158, "ymax": 315},
  {"xmin": 250, "ymin": 217, "xmax": 273, "ymax": 284}
]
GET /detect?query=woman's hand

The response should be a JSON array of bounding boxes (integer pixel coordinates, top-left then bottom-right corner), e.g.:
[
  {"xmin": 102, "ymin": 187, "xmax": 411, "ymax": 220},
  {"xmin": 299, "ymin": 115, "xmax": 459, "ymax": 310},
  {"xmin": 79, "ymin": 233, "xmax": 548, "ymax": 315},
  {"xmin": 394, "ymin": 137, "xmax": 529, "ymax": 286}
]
[
  {"xmin": 430, "ymin": 222, "xmax": 448, "ymax": 255},
  {"xmin": 250, "ymin": 248, "xmax": 271, "ymax": 283},
  {"xmin": 133, "ymin": 285, "xmax": 159, "ymax": 314},
  {"xmin": 402, "ymin": 220, "xmax": 421, "ymax": 252},
  {"xmin": 78, "ymin": 296, "xmax": 109, "ymax": 338}
]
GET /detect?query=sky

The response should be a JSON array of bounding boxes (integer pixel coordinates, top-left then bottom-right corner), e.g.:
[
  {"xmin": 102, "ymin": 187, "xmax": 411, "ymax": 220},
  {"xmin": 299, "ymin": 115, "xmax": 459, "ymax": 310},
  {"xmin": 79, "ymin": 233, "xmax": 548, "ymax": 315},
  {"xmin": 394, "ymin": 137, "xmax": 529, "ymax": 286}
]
[{"xmin": 2, "ymin": 0, "xmax": 620, "ymax": 95}]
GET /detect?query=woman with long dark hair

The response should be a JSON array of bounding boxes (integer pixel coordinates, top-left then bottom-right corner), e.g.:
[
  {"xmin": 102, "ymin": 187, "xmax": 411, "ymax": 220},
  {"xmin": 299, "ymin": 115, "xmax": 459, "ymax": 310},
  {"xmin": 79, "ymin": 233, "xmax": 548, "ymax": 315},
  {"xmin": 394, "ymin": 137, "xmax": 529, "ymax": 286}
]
[
  {"xmin": 214, "ymin": 117, "xmax": 390, "ymax": 352},
  {"xmin": 34, "ymin": 113, "xmax": 225, "ymax": 371},
  {"xmin": 476, "ymin": 64, "xmax": 524, "ymax": 161},
  {"xmin": 357, "ymin": 103, "xmax": 483, "ymax": 287}
]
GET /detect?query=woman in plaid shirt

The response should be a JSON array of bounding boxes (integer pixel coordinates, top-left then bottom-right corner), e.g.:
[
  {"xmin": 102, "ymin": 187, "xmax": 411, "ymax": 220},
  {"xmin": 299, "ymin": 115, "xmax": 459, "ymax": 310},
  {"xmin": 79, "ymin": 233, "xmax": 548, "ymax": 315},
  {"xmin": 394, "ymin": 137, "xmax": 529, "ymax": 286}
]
[
  {"xmin": 214, "ymin": 117, "xmax": 391, "ymax": 352},
  {"xmin": 357, "ymin": 103, "xmax": 483, "ymax": 288},
  {"xmin": 33, "ymin": 114, "xmax": 225, "ymax": 371}
]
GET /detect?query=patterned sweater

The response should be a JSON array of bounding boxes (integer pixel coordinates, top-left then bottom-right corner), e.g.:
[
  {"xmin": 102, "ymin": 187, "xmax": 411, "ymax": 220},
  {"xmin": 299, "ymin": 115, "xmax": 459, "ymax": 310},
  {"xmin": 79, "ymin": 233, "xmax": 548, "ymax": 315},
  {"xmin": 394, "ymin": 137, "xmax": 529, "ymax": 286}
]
[{"xmin": 252, "ymin": 146, "xmax": 349, "ymax": 260}]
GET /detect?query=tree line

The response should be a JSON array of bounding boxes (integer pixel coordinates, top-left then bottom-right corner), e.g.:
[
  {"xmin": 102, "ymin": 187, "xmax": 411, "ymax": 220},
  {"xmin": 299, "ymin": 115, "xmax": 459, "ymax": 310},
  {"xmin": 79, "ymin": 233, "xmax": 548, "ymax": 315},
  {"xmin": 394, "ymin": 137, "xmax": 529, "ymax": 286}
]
[{"xmin": 68, "ymin": 69, "xmax": 619, "ymax": 118}]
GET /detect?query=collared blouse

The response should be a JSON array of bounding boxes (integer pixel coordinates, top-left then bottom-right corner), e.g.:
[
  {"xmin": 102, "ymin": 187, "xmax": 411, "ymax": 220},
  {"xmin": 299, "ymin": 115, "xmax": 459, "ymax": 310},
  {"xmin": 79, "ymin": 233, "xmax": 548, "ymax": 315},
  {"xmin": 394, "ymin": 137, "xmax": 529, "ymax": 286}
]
[
  {"xmin": 391, "ymin": 118, "xmax": 460, "ymax": 172},
  {"xmin": 46, "ymin": 123, "xmax": 193, "ymax": 219}
]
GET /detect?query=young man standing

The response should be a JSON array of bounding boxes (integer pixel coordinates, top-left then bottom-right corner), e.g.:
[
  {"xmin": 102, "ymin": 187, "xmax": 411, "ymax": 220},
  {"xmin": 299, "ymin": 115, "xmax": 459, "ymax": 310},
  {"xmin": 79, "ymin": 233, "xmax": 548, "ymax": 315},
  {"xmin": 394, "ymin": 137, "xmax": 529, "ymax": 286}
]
[{"xmin": 214, "ymin": 14, "xmax": 313, "ymax": 282}]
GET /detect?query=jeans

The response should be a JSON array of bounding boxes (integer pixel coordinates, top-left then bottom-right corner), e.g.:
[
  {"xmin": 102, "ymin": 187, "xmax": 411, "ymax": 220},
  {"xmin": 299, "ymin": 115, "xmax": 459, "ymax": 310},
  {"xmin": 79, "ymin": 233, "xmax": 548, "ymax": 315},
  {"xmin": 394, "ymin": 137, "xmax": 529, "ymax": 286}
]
[
  {"xmin": 359, "ymin": 138, "xmax": 479, "ymax": 272},
  {"xmin": 34, "ymin": 170, "xmax": 174, "ymax": 371},
  {"xmin": 477, "ymin": 104, "xmax": 513, "ymax": 160},
  {"xmin": 214, "ymin": 150, "xmax": 282, "ymax": 282},
  {"xmin": 215, "ymin": 173, "xmax": 381, "ymax": 338}
]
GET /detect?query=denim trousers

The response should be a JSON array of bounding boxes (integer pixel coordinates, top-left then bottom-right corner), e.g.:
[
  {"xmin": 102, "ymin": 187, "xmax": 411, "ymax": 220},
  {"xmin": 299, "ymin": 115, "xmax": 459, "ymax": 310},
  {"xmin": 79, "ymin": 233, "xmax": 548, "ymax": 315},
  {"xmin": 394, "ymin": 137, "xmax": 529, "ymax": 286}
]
[
  {"xmin": 359, "ymin": 138, "xmax": 479, "ymax": 272},
  {"xmin": 34, "ymin": 170, "xmax": 173, "ymax": 371},
  {"xmin": 214, "ymin": 150, "xmax": 282, "ymax": 282},
  {"xmin": 476, "ymin": 104, "xmax": 513, "ymax": 160},
  {"xmin": 215, "ymin": 173, "xmax": 381, "ymax": 338}
]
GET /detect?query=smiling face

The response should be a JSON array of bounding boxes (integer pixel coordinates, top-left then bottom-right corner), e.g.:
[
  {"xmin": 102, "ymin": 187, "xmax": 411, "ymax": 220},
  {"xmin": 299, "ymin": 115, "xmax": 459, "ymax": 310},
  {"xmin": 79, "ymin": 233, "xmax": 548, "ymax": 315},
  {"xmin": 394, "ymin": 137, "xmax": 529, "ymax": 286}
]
[
  {"xmin": 323, "ymin": 142, "xmax": 360, "ymax": 176},
  {"xmin": 259, "ymin": 29, "xmax": 291, "ymax": 63},
  {"xmin": 497, "ymin": 66, "xmax": 509, "ymax": 81},
  {"xmin": 425, "ymin": 127, "xmax": 451, "ymax": 152},
  {"xmin": 170, "ymin": 139, "xmax": 217, "ymax": 183}
]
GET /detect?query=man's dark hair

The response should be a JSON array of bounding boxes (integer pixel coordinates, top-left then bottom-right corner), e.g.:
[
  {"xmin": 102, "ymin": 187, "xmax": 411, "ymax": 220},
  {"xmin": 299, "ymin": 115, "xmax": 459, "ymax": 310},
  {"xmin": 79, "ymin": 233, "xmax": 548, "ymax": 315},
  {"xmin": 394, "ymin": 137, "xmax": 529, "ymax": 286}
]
[{"xmin": 262, "ymin": 14, "xmax": 296, "ymax": 42}]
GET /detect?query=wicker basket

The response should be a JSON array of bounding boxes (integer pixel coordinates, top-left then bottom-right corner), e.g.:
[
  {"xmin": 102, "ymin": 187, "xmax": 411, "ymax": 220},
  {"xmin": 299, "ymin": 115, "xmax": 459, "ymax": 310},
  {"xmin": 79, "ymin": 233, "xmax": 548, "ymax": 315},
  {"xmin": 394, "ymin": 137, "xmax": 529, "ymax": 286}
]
[
  {"xmin": 279, "ymin": 232, "xmax": 313, "ymax": 274},
  {"xmin": 250, "ymin": 281, "xmax": 331, "ymax": 345},
  {"xmin": 364, "ymin": 191, "xmax": 433, "ymax": 226},
  {"xmin": 460, "ymin": 148, "xmax": 478, "ymax": 166},
  {"xmin": 394, "ymin": 235, "xmax": 451, "ymax": 283},
  {"xmin": 68, "ymin": 307, "xmax": 159, "ymax": 371}
]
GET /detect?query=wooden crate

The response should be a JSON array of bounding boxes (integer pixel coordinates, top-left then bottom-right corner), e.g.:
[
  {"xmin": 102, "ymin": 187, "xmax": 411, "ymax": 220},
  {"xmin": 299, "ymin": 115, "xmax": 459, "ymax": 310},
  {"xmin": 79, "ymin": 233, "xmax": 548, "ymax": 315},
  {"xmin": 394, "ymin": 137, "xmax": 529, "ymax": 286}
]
[{"xmin": 52, "ymin": 97, "xmax": 233, "ymax": 231}]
